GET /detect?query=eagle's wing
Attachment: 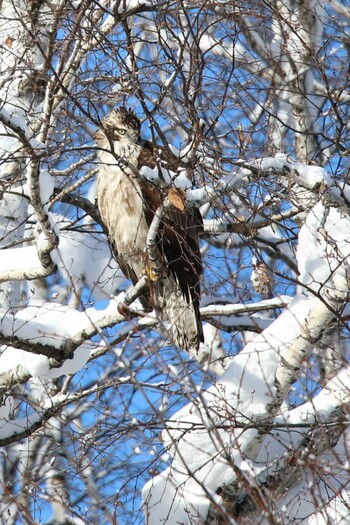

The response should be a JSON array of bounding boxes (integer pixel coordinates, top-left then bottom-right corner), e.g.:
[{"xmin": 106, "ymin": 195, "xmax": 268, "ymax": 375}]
[
  {"xmin": 160, "ymin": 203, "xmax": 204, "ymax": 347},
  {"xmin": 137, "ymin": 141, "xmax": 204, "ymax": 351}
]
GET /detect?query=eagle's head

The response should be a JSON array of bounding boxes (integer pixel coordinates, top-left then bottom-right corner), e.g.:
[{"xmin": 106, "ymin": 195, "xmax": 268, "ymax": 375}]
[{"xmin": 96, "ymin": 107, "xmax": 141, "ymax": 147}]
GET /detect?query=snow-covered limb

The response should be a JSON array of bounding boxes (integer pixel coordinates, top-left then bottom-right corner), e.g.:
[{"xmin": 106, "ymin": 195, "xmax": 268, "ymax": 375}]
[
  {"xmin": 0, "ymin": 287, "xmax": 145, "ymax": 363},
  {"xmin": 208, "ymin": 366, "xmax": 350, "ymax": 522},
  {"xmin": 1, "ymin": 197, "xmax": 347, "ymax": 383},
  {"xmin": 0, "ymin": 295, "xmax": 287, "ymax": 385},
  {"xmin": 233, "ymin": 156, "xmax": 350, "ymax": 210},
  {"xmin": 0, "ymin": 106, "xmax": 44, "ymax": 151},
  {"xmin": 201, "ymin": 296, "xmax": 292, "ymax": 317},
  {"xmin": 0, "ymin": 291, "xmax": 289, "ymax": 386},
  {"xmin": 2, "ymin": 194, "xmax": 344, "ymax": 384},
  {"xmin": 203, "ymin": 206, "xmax": 301, "ymax": 234},
  {"xmin": 139, "ymin": 154, "xmax": 348, "ymax": 221},
  {"xmin": 226, "ymin": 155, "xmax": 327, "ymax": 190},
  {"xmin": 0, "ymin": 255, "xmax": 55, "ymax": 283},
  {"xmin": 142, "ymin": 199, "xmax": 350, "ymax": 524},
  {"xmin": 202, "ymin": 296, "xmax": 292, "ymax": 334},
  {"xmin": 27, "ymin": 159, "xmax": 58, "ymax": 275},
  {"xmin": 0, "ymin": 230, "xmax": 122, "ymax": 301},
  {"xmin": 142, "ymin": 293, "xmax": 346, "ymax": 524}
]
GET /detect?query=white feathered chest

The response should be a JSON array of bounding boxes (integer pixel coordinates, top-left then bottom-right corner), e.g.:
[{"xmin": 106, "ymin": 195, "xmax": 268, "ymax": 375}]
[{"xmin": 97, "ymin": 142, "xmax": 149, "ymax": 262}]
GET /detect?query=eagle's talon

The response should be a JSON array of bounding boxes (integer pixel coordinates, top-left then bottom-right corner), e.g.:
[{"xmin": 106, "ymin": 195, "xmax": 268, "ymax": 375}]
[{"xmin": 146, "ymin": 262, "xmax": 162, "ymax": 282}]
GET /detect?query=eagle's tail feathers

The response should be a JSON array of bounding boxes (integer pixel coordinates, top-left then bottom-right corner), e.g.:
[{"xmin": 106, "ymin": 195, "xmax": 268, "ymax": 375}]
[{"xmin": 154, "ymin": 276, "xmax": 203, "ymax": 354}]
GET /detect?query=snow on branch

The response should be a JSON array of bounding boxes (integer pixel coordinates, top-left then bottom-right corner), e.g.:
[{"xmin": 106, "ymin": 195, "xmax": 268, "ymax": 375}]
[
  {"xmin": 0, "ymin": 106, "xmax": 44, "ymax": 151},
  {"xmin": 0, "ymin": 104, "xmax": 59, "ymax": 280},
  {"xmin": 232, "ymin": 155, "xmax": 350, "ymax": 210},
  {"xmin": 143, "ymin": 294, "xmax": 344, "ymax": 524},
  {"xmin": 27, "ymin": 159, "xmax": 59, "ymax": 275},
  {"xmin": 0, "ymin": 246, "xmax": 55, "ymax": 283},
  {"xmin": 201, "ymin": 296, "xmax": 292, "ymax": 317},
  {"xmin": 0, "ymin": 286, "xmax": 292, "ymax": 392},
  {"xmin": 137, "ymin": 154, "xmax": 349, "ymax": 223},
  {"xmin": 208, "ymin": 366, "xmax": 350, "ymax": 521},
  {"xmin": 142, "ymin": 197, "xmax": 350, "ymax": 524},
  {"xmin": 0, "ymin": 274, "xmax": 158, "ymax": 390},
  {"xmin": 5, "ymin": 176, "xmax": 347, "ymax": 390}
]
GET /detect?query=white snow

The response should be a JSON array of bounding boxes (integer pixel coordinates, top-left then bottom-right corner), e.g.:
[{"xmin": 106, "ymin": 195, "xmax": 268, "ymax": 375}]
[
  {"xmin": 0, "ymin": 347, "xmax": 51, "ymax": 378},
  {"xmin": 53, "ymin": 230, "xmax": 125, "ymax": 300},
  {"xmin": 0, "ymin": 227, "xmax": 124, "ymax": 301},
  {"xmin": 115, "ymin": 0, "xmax": 152, "ymax": 15},
  {"xmin": 186, "ymin": 187, "xmax": 207, "ymax": 202},
  {"xmin": 0, "ymin": 411, "xmax": 43, "ymax": 441},
  {"xmin": 139, "ymin": 164, "xmax": 208, "ymax": 205},
  {"xmin": 298, "ymin": 202, "xmax": 350, "ymax": 295},
  {"xmin": 0, "ymin": 106, "xmax": 44, "ymax": 149},
  {"xmin": 38, "ymin": 169, "xmax": 55, "ymax": 204},
  {"xmin": 140, "ymin": 164, "xmax": 173, "ymax": 185},
  {"xmin": 0, "ymin": 302, "xmax": 92, "ymax": 349},
  {"xmin": 0, "ymin": 245, "xmax": 42, "ymax": 273},
  {"xmin": 173, "ymin": 171, "xmax": 192, "ymax": 189},
  {"xmin": 144, "ymin": 363, "xmax": 350, "ymax": 525}
]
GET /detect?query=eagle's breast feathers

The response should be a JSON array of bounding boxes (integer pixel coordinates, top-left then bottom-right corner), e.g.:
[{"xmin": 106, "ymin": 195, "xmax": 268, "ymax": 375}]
[{"xmin": 96, "ymin": 107, "xmax": 203, "ymax": 353}]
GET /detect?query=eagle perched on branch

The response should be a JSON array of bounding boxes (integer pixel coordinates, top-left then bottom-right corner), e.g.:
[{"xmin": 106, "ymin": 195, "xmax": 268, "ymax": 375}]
[{"xmin": 95, "ymin": 107, "xmax": 203, "ymax": 353}]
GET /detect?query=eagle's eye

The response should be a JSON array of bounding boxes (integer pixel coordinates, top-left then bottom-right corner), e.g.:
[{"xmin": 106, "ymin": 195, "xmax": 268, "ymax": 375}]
[{"xmin": 118, "ymin": 128, "xmax": 127, "ymax": 135}]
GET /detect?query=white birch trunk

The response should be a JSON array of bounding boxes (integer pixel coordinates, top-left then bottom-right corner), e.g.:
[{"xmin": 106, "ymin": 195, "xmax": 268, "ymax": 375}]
[
  {"xmin": 0, "ymin": 1, "xmax": 63, "ymax": 521},
  {"xmin": 271, "ymin": 0, "xmax": 326, "ymax": 163},
  {"xmin": 0, "ymin": 0, "xmax": 29, "ymax": 309}
]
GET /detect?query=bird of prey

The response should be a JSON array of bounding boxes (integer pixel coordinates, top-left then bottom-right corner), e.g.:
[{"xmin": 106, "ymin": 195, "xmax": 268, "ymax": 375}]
[{"xmin": 95, "ymin": 107, "xmax": 203, "ymax": 353}]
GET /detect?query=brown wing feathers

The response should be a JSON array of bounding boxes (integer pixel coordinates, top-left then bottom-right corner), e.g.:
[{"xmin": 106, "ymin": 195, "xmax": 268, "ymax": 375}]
[
  {"xmin": 161, "ymin": 207, "xmax": 204, "ymax": 344},
  {"xmin": 137, "ymin": 141, "xmax": 204, "ymax": 345}
]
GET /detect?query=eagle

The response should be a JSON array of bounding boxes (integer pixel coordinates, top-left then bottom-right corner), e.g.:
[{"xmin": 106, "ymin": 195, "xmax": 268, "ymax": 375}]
[{"xmin": 95, "ymin": 107, "xmax": 203, "ymax": 353}]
